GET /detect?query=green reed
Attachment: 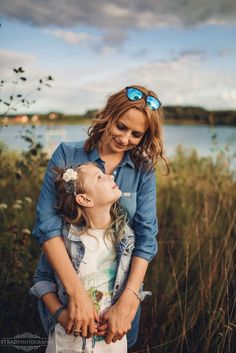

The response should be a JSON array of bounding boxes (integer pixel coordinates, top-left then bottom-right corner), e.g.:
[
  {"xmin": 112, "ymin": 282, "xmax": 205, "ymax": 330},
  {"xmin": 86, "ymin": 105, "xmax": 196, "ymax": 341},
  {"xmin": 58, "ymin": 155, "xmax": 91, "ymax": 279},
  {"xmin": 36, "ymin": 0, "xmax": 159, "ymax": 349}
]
[
  {"xmin": 131, "ymin": 146, "xmax": 235, "ymax": 353},
  {"xmin": 0, "ymin": 142, "xmax": 235, "ymax": 353}
]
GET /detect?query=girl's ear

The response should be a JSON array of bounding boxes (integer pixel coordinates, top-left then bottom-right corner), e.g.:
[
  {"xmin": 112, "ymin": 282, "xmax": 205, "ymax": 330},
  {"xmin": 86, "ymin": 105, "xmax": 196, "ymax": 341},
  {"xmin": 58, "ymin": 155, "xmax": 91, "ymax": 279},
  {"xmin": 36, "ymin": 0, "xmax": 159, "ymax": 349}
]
[{"xmin": 75, "ymin": 194, "xmax": 94, "ymax": 208}]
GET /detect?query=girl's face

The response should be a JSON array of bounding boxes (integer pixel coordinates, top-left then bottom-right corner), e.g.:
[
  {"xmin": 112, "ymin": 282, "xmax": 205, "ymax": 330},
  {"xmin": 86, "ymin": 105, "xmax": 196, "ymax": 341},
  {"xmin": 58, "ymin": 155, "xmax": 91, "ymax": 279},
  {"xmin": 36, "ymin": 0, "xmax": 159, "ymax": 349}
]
[
  {"xmin": 79, "ymin": 164, "xmax": 122, "ymax": 207},
  {"xmin": 101, "ymin": 108, "xmax": 149, "ymax": 154}
]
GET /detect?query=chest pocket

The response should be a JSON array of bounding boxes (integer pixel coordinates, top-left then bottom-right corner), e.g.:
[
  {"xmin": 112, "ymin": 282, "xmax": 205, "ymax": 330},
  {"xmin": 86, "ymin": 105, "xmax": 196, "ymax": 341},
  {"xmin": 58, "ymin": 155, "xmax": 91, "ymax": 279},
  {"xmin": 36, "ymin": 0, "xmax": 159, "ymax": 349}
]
[{"xmin": 119, "ymin": 192, "xmax": 137, "ymax": 223}]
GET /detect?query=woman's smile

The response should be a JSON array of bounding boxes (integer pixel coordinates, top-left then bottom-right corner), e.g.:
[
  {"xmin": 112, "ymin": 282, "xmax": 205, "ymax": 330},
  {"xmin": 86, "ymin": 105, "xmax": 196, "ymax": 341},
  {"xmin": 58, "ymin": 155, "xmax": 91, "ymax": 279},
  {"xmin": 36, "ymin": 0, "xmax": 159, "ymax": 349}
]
[{"xmin": 113, "ymin": 138, "xmax": 127, "ymax": 149}]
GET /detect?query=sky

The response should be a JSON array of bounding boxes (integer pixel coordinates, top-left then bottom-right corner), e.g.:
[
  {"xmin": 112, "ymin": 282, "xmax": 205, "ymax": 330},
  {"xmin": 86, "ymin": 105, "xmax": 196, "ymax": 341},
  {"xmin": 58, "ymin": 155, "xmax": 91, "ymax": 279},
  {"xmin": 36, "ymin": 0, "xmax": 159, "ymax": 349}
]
[{"xmin": 0, "ymin": 0, "xmax": 236, "ymax": 114}]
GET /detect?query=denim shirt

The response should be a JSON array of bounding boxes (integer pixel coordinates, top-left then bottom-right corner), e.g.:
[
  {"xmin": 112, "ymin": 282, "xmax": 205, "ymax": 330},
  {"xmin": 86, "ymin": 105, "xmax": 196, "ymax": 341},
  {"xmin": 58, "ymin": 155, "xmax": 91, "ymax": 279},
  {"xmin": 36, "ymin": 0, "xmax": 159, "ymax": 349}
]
[
  {"xmin": 33, "ymin": 140, "xmax": 158, "ymax": 262},
  {"xmin": 30, "ymin": 222, "xmax": 151, "ymax": 335}
]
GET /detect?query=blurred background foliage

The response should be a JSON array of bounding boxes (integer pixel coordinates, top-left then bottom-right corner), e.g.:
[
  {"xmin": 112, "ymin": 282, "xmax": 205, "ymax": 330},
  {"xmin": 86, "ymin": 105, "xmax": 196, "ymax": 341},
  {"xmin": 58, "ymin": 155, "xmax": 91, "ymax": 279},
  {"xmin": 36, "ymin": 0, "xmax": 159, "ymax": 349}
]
[{"xmin": 0, "ymin": 129, "xmax": 235, "ymax": 353}]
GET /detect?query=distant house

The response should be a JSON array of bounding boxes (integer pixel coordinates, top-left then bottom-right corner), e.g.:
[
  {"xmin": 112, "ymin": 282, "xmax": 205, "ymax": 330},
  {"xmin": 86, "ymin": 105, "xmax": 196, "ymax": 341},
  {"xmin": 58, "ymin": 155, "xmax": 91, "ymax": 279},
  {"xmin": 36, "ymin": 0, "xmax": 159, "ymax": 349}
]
[
  {"xmin": 31, "ymin": 114, "xmax": 39, "ymax": 123},
  {"xmin": 49, "ymin": 112, "xmax": 58, "ymax": 120},
  {"xmin": 14, "ymin": 115, "xmax": 29, "ymax": 123}
]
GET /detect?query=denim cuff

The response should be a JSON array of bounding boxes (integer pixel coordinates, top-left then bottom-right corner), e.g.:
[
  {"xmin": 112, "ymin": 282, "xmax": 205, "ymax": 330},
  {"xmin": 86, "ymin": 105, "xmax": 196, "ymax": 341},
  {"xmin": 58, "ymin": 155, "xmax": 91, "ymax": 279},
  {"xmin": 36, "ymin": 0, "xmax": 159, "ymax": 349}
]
[
  {"xmin": 138, "ymin": 289, "xmax": 152, "ymax": 301},
  {"xmin": 39, "ymin": 231, "xmax": 63, "ymax": 246},
  {"xmin": 29, "ymin": 281, "xmax": 57, "ymax": 299},
  {"xmin": 133, "ymin": 248, "xmax": 158, "ymax": 263}
]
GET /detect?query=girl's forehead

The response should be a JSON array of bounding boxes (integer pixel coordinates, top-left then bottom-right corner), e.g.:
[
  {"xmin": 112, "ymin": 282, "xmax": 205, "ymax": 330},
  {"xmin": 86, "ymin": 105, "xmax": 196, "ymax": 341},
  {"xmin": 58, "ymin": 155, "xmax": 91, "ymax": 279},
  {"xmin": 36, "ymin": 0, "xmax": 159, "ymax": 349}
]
[{"xmin": 80, "ymin": 164, "xmax": 101, "ymax": 175}]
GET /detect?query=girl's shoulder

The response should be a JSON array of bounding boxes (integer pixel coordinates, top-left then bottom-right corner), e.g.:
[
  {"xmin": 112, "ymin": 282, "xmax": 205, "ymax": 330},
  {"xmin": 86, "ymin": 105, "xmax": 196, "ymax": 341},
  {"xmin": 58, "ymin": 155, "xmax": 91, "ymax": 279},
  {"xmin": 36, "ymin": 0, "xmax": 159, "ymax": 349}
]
[{"xmin": 62, "ymin": 222, "xmax": 86, "ymax": 242}]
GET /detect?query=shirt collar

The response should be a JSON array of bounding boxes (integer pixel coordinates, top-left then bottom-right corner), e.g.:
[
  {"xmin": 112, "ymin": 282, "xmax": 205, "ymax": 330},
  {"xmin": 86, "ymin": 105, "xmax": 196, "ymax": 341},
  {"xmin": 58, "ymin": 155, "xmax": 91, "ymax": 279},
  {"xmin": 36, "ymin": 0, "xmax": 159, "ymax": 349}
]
[
  {"xmin": 88, "ymin": 146, "xmax": 134, "ymax": 169},
  {"xmin": 88, "ymin": 146, "xmax": 101, "ymax": 162},
  {"xmin": 119, "ymin": 151, "xmax": 135, "ymax": 168}
]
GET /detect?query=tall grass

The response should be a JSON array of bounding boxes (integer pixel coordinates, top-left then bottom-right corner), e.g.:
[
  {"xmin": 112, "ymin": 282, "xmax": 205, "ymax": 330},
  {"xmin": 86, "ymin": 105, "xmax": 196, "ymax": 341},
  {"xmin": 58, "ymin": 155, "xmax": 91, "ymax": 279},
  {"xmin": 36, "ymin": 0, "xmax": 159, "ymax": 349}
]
[
  {"xmin": 0, "ymin": 140, "xmax": 235, "ymax": 353},
  {"xmin": 131, "ymin": 147, "xmax": 236, "ymax": 353}
]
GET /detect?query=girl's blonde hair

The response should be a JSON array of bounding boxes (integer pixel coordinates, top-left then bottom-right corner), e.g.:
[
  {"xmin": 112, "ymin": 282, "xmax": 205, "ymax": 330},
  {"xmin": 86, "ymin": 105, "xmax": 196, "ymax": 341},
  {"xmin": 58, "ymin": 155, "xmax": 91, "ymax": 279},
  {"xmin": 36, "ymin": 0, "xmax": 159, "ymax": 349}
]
[
  {"xmin": 54, "ymin": 163, "xmax": 127, "ymax": 247},
  {"xmin": 84, "ymin": 85, "xmax": 170, "ymax": 173}
]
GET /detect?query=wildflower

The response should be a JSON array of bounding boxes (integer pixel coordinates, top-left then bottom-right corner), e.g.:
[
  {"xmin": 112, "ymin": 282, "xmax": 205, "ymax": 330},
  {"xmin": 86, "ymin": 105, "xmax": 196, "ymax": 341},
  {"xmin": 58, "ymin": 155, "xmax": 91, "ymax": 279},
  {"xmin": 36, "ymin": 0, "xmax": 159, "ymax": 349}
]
[
  {"xmin": 0, "ymin": 203, "xmax": 8, "ymax": 210},
  {"xmin": 13, "ymin": 204, "xmax": 22, "ymax": 210},
  {"xmin": 22, "ymin": 228, "xmax": 31, "ymax": 235},
  {"xmin": 15, "ymin": 199, "xmax": 23, "ymax": 205},
  {"xmin": 24, "ymin": 197, "xmax": 32, "ymax": 204}
]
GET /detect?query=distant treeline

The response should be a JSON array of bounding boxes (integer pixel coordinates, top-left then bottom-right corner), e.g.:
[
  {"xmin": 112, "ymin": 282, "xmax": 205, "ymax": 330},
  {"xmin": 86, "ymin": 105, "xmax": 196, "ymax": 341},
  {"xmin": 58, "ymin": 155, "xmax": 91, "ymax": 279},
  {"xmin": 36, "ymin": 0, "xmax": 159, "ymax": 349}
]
[
  {"xmin": 164, "ymin": 106, "xmax": 236, "ymax": 125},
  {"xmin": 4, "ymin": 106, "xmax": 236, "ymax": 125}
]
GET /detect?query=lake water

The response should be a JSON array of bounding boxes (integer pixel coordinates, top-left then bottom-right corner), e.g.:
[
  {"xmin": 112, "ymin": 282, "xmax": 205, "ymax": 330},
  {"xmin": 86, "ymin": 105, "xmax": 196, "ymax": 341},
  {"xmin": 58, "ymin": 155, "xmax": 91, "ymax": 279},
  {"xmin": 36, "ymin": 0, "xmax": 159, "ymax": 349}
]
[{"xmin": 1, "ymin": 123, "xmax": 235, "ymax": 168}]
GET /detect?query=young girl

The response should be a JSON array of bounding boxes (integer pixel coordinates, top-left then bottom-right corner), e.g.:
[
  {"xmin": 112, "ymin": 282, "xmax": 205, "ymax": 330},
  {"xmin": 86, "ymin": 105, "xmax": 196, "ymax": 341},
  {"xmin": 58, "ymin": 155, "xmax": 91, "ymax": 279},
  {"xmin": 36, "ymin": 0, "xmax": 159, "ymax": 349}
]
[{"xmin": 30, "ymin": 163, "xmax": 149, "ymax": 352}]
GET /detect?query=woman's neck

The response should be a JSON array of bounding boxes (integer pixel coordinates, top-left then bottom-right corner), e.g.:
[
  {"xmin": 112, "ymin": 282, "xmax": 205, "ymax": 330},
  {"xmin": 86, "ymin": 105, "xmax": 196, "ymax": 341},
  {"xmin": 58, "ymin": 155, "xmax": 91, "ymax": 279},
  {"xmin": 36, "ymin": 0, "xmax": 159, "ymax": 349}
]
[
  {"xmin": 86, "ymin": 206, "xmax": 112, "ymax": 230},
  {"xmin": 98, "ymin": 142, "xmax": 124, "ymax": 175}
]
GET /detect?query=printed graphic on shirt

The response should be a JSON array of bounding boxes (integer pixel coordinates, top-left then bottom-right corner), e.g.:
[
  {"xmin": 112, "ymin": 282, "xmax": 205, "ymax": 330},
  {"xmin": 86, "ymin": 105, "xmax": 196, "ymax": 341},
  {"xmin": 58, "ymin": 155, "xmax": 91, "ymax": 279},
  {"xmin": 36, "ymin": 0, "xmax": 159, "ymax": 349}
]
[{"xmin": 80, "ymin": 247, "xmax": 117, "ymax": 314}]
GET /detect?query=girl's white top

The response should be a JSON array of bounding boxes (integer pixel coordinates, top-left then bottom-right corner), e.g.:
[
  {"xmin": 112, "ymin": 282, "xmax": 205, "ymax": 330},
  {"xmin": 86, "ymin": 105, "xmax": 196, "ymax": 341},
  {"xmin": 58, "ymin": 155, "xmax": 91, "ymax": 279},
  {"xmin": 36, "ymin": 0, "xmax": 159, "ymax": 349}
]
[
  {"xmin": 46, "ymin": 228, "xmax": 127, "ymax": 353},
  {"xmin": 78, "ymin": 228, "xmax": 117, "ymax": 315}
]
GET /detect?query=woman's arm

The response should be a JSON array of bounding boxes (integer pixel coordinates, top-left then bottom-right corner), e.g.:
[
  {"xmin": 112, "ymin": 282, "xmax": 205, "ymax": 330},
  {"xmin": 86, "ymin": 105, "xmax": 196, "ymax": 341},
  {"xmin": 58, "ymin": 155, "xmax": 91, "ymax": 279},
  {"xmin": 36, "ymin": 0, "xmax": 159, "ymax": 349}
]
[
  {"xmin": 43, "ymin": 236, "xmax": 99, "ymax": 337},
  {"xmin": 104, "ymin": 170, "xmax": 158, "ymax": 343},
  {"xmin": 103, "ymin": 256, "xmax": 148, "ymax": 344},
  {"xmin": 33, "ymin": 142, "xmax": 98, "ymax": 336}
]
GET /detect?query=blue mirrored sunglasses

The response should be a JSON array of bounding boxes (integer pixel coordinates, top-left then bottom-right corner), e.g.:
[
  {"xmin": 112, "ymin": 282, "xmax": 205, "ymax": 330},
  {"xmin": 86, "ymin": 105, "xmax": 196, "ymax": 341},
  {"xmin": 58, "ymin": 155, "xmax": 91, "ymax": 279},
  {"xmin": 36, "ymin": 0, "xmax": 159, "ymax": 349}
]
[{"xmin": 126, "ymin": 87, "xmax": 161, "ymax": 111}]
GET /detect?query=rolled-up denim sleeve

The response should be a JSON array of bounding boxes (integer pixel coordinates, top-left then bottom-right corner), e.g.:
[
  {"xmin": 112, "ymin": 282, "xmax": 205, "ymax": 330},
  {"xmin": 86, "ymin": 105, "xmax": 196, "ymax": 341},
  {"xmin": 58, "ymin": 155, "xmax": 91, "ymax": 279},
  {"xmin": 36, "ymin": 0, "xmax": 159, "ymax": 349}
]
[
  {"xmin": 132, "ymin": 170, "xmax": 158, "ymax": 262},
  {"xmin": 29, "ymin": 253, "xmax": 57, "ymax": 299},
  {"xmin": 32, "ymin": 143, "xmax": 67, "ymax": 245},
  {"xmin": 30, "ymin": 281, "xmax": 57, "ymax": 299}
]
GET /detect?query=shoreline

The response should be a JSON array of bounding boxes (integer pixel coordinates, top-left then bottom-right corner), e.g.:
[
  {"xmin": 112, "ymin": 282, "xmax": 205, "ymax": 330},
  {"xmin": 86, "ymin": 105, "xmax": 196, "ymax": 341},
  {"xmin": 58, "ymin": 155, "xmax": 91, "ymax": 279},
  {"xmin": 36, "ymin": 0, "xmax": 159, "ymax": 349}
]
[{"xmin": 1, "ymin": 119, "xmax": 236, "ymax": 127}]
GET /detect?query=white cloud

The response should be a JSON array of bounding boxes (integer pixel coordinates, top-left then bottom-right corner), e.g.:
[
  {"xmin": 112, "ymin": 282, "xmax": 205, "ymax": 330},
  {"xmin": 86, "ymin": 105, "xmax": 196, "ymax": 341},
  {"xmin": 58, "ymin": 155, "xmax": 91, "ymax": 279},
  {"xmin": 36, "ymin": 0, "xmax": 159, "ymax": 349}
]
[
  {"xmin": 1, "ymin": 49, "xmax": 235, "ymax": 114},
  {"xmin": 45, "ymin": 29, "xmax": 98, "ymax": 45},
  {"xmin": 33, "ymin": 53, "xmax": 236, "ymax": 113},
  {"xmin": 222, "ymin": 90, "xmax": 236, "ymax": 102},
  {"xmin": 0, "ymin": 0, "xmax": 235, "ymax": 46},
  {"xmin": 0, "ymin": 50, "xmax": 36, "ymax": 72}
]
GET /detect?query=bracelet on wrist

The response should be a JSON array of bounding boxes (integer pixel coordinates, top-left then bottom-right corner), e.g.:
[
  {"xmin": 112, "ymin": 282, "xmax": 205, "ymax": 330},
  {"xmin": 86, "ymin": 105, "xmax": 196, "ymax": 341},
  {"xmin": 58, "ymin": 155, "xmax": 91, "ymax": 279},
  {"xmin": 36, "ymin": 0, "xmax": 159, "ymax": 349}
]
[
  {"xmin": 125, "ymin": 286, "xmax": 141, "ymax": 302},
  {"xmin": 52, "ymin": 306, "xmax": 65, "ymax": 323}
]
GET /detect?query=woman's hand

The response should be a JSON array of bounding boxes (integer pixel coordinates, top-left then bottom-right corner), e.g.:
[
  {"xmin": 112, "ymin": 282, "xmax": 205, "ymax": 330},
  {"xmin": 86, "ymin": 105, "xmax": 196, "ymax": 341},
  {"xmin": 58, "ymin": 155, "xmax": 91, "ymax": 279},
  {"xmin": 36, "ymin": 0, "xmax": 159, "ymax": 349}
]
[
  {"xmin": 66, "ymin": 282, "xmax": 99, "ymax": 337},
  {"xmin": 102, "ymin": 288, "xmax": 140, "ymax": 344}
]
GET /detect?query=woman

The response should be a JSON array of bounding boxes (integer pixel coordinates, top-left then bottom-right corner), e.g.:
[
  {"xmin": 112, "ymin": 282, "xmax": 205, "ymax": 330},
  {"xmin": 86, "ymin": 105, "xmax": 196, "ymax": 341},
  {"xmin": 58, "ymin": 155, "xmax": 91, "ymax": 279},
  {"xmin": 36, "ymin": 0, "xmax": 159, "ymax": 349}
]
[{"xmin": 33, "ymin": 85, "xmax": 169, "ymax": 348}]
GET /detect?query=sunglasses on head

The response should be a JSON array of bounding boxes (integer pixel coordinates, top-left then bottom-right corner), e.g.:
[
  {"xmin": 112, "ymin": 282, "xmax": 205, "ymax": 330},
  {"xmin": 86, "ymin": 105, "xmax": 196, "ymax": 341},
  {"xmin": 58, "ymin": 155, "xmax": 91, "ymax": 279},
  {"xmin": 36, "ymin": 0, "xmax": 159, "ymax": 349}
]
[{"xmin": 126, "ymin": 86, "xmax": 161, "ymax": 111}]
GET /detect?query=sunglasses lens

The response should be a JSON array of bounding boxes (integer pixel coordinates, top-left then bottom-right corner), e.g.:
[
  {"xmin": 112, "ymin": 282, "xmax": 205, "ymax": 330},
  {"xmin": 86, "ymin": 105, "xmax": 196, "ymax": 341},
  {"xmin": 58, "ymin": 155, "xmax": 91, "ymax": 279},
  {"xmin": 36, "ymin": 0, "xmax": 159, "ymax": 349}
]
[
  {"xmin": 146, "ymin": 96, "xmax": 161, "ymax": 111},
  {"xmin": 127, "ymin": 87, "xmax": 143, "ymax": 101}
]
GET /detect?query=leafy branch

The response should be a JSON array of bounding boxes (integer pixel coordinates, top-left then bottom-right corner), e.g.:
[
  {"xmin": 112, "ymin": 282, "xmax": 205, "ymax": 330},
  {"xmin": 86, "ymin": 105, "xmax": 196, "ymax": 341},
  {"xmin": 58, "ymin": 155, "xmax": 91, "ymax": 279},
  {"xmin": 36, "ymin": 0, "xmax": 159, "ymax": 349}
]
[{"xmin": 0, "ymin": 67, "xmax": 53, "ymax": 118}]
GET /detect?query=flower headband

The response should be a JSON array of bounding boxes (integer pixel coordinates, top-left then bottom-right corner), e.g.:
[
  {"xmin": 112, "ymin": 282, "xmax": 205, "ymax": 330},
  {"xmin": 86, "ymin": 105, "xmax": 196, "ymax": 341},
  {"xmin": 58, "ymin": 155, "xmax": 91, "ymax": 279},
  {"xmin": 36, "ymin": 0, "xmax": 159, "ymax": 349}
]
[{"xmin": 62, "ymin": 168, "xmax": 77, "ymax": 195}]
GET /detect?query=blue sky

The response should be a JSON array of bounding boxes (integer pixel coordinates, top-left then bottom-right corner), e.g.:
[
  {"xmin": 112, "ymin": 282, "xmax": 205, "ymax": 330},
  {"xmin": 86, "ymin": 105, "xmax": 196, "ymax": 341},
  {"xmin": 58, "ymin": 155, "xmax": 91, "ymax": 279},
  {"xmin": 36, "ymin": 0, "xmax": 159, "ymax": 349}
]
[{"xmin": 0, "ymin": 0, "xmax": 236, "ymax": 114}]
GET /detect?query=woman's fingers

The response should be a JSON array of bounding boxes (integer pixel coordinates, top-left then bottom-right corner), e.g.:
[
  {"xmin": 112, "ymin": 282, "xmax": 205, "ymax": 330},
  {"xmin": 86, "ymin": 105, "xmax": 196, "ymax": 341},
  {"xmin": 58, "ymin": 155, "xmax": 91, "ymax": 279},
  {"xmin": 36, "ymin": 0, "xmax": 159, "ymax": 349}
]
[
  {"xmin": 66, "ymin": 300, "xmax": 76, "ymax": 334},
  {"xmin": 105, "ymin": 331, "xmax": 116, "ymax": 344},
  {"xmin": 72, "ymin": 320, "xmax": 82, "ymax": 337},
  {"xmin": 80, "ymin": 320, "xmax": 89, "ymax": 337},
  {"xmin": 65, "ymin": 319, "xmax": 74, "ymax": 334},
  {"xmin": 112, "ymin": 334, "xmax": 124, "ymax": 343}
]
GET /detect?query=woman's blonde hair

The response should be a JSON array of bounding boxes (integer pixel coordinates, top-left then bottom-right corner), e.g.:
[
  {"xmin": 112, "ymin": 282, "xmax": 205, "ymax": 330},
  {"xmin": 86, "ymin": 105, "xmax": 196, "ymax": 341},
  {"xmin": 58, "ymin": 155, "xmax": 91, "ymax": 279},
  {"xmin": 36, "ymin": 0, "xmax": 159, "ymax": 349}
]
[
  {"xmin": 84, "ymin": 85, "xmax": 169, "ymax": 173},
  {"xmin": 54, "ymin": 163, "xmax": 127, "ymax": 247}
]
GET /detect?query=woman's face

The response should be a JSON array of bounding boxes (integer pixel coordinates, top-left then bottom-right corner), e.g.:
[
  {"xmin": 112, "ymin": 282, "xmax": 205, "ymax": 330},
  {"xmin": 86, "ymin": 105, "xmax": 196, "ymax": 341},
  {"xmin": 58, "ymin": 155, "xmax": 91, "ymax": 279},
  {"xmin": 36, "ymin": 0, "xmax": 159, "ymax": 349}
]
[{"xmin": 101, "ymin": 108, "xmax": 149, "ymax": 154}]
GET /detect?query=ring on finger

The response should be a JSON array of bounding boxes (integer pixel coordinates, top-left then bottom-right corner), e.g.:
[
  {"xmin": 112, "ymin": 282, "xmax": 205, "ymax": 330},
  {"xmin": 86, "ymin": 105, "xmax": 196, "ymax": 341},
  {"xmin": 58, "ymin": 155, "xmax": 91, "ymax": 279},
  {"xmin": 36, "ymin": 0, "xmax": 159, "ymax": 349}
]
[{"xmin": 73, "ymin": 329, "xmax": 81, "ymax": 337}]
